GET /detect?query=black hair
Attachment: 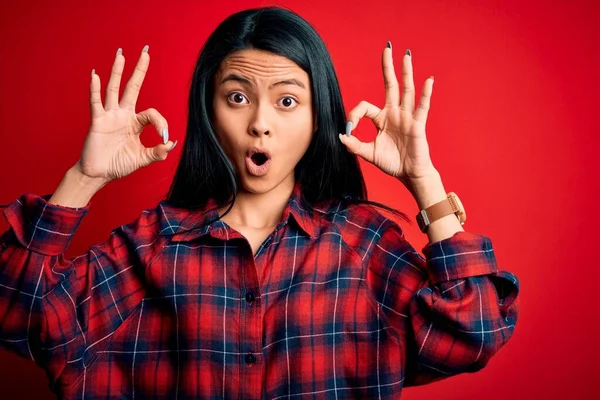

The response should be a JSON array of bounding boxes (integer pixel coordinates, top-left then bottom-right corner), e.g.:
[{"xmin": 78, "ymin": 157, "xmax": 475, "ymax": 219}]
[
  {"xmin": 164, "ymin": 6, "xmax": 410, "ymax": 224},
  {"xmin": 1, "ymin": 7, "xmax": 410, "ymax": 225}
]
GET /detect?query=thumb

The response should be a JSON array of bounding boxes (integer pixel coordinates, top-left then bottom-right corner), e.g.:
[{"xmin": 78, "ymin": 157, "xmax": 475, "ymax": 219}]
[
  {"xmin": 142, "ymin": 140, "xmax": 178, "ymax": 165},
  {"xmin": 338, "ymin": 134, "xmax": 374, "ymax": 163}
]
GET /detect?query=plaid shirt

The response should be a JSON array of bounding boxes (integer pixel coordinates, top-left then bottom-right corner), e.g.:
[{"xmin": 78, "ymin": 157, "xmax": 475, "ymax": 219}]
[{"xmin": 0, "ymin": 182, "xmax": 519, "ymax": 399}]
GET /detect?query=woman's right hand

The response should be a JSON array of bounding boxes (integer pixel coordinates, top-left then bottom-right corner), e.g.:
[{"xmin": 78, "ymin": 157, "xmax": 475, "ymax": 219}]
[{"xmin": 75, "ymin": 45, "xmax": 177, "ymax": 185}]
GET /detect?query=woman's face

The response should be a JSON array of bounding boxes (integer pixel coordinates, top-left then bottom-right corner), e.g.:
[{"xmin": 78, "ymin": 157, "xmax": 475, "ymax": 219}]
[{"xmin": 212, "ymin": 49, "xmax": 315, "ymax": 195}]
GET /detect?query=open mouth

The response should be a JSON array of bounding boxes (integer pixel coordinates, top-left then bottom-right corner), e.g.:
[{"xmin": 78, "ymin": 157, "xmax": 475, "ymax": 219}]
[
  {"xmin": 246, "ymin": 148, "xmax": 272, "ymax": 177},
  {"xmin": 251, "ymin": 152, "xmax": 269, "ymax": 166}
]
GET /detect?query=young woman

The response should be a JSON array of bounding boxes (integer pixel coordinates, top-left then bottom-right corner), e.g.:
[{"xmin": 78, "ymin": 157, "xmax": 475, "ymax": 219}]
[{"xmin": 0, "ymin": 7, "xmax": 519, "ymax": 399}]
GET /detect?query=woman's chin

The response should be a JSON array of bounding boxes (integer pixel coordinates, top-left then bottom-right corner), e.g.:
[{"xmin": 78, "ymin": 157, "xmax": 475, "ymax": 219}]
[
  {"xmin": 237, "ymin": 172, "xmax": 294, "ymax": 196},
  {"xmin": 238, "ymin": 176, "xmax": 276, "ymax": 195}
]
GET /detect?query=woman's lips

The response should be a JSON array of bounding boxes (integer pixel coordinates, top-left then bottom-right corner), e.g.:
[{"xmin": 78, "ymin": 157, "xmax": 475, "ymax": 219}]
[
  {"xmin": 245, "ymin": 156, "xmax": 271, "ymax": 177},
  {"xmin": 245, "ymin": 147, "xmax": 271, "ymax": 177}
]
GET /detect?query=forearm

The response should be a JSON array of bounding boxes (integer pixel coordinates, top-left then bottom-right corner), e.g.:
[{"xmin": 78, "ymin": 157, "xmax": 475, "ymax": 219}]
[
  {"xmin": 404, "ymin": 169, "xmax": 464, "ymax": 244},
  {"xmin": 48, "ymin": 163, "xmax": 108, "ymax": 208}
]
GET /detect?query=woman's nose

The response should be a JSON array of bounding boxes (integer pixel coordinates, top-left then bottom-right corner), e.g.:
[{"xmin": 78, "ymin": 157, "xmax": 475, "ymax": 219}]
[
  {"xmin": 251, "ymin": 128, "xmax": 270, "ymax": 136},
  {"xmin": 248, "ymin": 103, "xmax": 271, "ymax": 136}
]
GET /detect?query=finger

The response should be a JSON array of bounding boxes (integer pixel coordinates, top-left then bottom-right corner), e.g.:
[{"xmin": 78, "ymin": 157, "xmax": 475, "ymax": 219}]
[
  {"xmin": 400, "ymin": 49, "xmax": 415, "ymax": 112},
  {"xmin": 382, "ymin": 42, "xmax": 400, "ymax": 106},
  {"xmin": 142, "ymin": 140, "xmax": 178, "ymax": 165},
  {"xmin": 413, "ymin": 76, "xmax": 434, "ymax": 125},
  {"xmin": 136, "ymin": 108, "xmax": 170, "ymax": 144},
  {"xmin": 120, "ymin": 45, "xmax": 150, "ymax": 111},
  {"xmin": 346, "ymin": 100, "xmax": 382, "ymax": 135},
  {"xmin": 338, "ymin": 133, "xmax": 375, "ymax": 164},
  {"xmin": 105, "ymin": 48, "xmax": 125, "ymax": 110},
  {"xmin": 90, "ymin": 69, "xmax": 105, "ymax": 118}
]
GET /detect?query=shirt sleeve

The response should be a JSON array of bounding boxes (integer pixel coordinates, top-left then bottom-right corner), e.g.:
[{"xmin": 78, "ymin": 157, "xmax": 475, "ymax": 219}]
[
  {"xmin": 366, "ymin": 220, "xmax": 519, "ymax": 387},
  {"xmin": 0, "ymin": 193, "xmax": 150, "ymax": 391}
]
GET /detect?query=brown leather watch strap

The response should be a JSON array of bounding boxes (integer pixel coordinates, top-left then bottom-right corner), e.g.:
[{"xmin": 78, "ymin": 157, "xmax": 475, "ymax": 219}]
[
  {"xmin": 422, "ymin": 197, "xmax": 457, "ymax": 224},
  {"xmin": 416, "ymin": 194, "xmax": 462, "ymax": 232}
]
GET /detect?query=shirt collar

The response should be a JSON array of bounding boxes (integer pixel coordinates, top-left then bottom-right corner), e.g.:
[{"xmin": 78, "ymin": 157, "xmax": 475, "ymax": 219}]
[
  {"xmin": 278, "ymin": 181, "xmax": 323, "ymax": 238},
  {"xmin": 157, "ymin": 181, "xmax": 326, "ymax": 242}
]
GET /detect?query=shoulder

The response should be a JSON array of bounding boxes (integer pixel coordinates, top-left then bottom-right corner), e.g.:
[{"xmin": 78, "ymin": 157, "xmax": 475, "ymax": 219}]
[
  {"xmin": 102, "ymin": 200, "xmax": 197, "ymax": 264},
  {"xmin": 327, "ymin": 200, "xmax": 403, "ymax": 233},
  {"xmin": 317, "ymin": 199, "xmax": 406, "ymax": 255},
  {"xmin": 116, "ymin": 200, "xmax": 202, "ymax": 238}
]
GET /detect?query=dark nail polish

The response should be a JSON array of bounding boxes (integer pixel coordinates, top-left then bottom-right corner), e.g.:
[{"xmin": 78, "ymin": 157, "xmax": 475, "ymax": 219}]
[
  {"xmin": 406, "ymin": 49, "xmax": 411, "ymax": 56},
  {"xmin": 386, "ymin": 41, "xmax": 392, "ymax": 49}
]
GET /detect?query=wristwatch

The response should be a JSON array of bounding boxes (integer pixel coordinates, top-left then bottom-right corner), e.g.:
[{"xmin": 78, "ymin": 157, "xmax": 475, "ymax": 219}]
[{"xmin": 416, "ymin": 192, "xmax": 466, "ymax": 233}]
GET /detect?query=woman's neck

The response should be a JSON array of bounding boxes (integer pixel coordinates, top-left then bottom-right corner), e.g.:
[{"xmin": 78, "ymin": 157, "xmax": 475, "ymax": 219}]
[{"xmin": 218, "ymin": 178, "xmax": 295, "ymax": 230}]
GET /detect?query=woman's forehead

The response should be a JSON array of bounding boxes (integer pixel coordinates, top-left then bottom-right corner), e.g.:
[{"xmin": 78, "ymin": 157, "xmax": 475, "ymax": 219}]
[{"xmin": 216, "ymin": 49, "xmax": 309, "ymax": 86}]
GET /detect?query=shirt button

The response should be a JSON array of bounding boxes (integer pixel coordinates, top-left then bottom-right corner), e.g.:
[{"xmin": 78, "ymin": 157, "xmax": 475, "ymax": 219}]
[
  {"xmin": 245, "ymin": 353, "xmax": 256, "ymax": 364},
  {"xmin": 245, "ymin": 291, "xmax": 256, "ymax": 303}
]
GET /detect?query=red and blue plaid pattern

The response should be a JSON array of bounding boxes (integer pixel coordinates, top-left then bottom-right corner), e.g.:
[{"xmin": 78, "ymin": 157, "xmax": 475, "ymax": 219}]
[{"xmin": 0, "ymin": 183, "xmax": 519, "ymax": 399}]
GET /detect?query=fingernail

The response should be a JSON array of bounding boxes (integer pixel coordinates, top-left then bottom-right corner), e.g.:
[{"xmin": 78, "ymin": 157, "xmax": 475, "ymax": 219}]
[
  {"xmin": 167, "ymin": 140, "xmax": 178, "ymax": 153},
  {"xmin": 162, "ymin": 128, "xmax": 169, "ymax": 145},
  {"xmin": 386, "ymin": 41, "xmax": 392, "ymax": 50},
  {"xmin": 116, "ymin": 48, "xmax": 122, "ymax": 56},
  {"xmin": 345, "ymin": 121, "xmax": 353, "ymax": 136},
  {"xmin": 406, "ymin": 49, "xmax": 411, "ymax": 57},
  {"xmin": 91, "ymin": 69, "xmax": 95, "ymax": 78},
  {"xmin": 142, "ymin": 45, "xmax": 149, "ymax": 53}
]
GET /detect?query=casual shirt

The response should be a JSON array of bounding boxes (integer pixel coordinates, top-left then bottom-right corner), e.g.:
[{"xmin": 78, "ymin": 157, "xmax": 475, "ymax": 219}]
[{"xmin": 0, "ymin": 183, "xmax": 519, "ymax": 399}]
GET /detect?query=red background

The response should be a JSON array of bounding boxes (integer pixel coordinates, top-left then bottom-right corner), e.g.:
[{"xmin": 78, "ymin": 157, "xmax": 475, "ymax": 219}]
[{"xmin": 1, "ymin": 0, "xmax": 598, "ymax": 398}]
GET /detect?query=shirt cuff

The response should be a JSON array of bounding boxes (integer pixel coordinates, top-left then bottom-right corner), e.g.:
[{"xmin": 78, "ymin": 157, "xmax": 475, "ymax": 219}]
[
  {"xmin": 421, "ymin": 231, "xmax": 498, "ymax": 284},
  {"xmin": 2, "ymin": 193, "xmax": 90, "ymax": 256}
]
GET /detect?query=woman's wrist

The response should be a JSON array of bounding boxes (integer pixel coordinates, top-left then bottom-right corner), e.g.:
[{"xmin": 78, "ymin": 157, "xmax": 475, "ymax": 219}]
[
  {"xmin": 47, "ymin": 164, "xmax": 108, "ymax": 208},
  {"xmin": 401, "ymin": 168, "xmax": 446, "ymax": 210}
]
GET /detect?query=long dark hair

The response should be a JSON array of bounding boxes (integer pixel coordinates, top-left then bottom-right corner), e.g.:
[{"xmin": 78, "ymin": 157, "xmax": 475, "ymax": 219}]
[
  {"xmin": 1, "ymin": 6, "xmax": 410, "ymax": 225},
  {"xmin": 165, "ymin": 6, "xmax": 410, "ymax": 223}
]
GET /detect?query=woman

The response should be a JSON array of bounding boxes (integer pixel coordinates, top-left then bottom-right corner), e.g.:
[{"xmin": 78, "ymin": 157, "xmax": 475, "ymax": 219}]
[{"xmin": 0, "ymin": 6, "xmax": 519, "ymax": 399}]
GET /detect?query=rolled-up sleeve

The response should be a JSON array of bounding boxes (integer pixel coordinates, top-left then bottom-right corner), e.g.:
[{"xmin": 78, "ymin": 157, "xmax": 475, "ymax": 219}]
[
  {"xmin": 0, "ymin": 193, "xmax": 89, "ymax": 366},
  {"xmin": 366, "ymin": 220, "xmax": 519, "ymax": 387},
  {"xmin": 0, "ymin": 193, "xmax": 148, "ymax": 391},
  {"xmin": 2, "ymin": 193, "xmax": 90, "ymax": 255}
]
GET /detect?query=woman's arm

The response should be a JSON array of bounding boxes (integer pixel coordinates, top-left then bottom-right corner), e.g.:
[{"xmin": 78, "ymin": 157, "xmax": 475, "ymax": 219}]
[
  {"xmin": 366, "ymin": 220, "xmax": 519, "ymax": 386},
  {"xmin": 0, "ymin": 169, "xmax": 155, "ymax": 392}
]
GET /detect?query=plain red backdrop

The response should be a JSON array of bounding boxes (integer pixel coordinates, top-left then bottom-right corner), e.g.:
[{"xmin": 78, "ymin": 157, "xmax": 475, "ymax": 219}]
[{"xmin": 0, "ymin": 0, "xmax": 598, "ymax": 398}]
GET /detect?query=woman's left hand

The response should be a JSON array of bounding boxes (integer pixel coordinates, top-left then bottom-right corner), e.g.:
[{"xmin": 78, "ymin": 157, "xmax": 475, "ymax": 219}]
[{"xmin": 339, "ymin": 44, "xmax": 437, "ymax": 187}]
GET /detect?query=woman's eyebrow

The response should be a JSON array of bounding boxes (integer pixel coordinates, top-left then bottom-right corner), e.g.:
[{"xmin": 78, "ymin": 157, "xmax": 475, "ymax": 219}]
[
  {"xmin": 269, "ymin": 78, "xmax": 306, "ymax": 90},
  {"xmin": 220, "ymin": 73, "xmax": 252, "ymax": 86},
  {"xmin": 220, "ymin": 73, "xmax": 306, "ymax": 90}
]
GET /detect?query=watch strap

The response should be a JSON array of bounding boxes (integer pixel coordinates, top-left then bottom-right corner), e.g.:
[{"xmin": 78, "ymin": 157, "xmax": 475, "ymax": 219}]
[{"xmin": 416, "ymin": 194, "xmax": 461, "ymax": 232}]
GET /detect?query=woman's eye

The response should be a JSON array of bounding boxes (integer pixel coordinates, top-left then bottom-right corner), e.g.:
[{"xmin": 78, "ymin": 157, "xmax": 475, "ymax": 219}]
[
  {"xmin": 278, "ymin": 96, "xmax": 298, "ymax": 109},
  {"xmin": 227, "ymin": 92, "xmax": 248, "ymax": 104}
]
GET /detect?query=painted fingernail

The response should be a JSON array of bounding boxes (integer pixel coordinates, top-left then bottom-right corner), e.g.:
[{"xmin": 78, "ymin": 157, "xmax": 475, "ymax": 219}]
[
  {"xmin": 167, "ymin": 140, "xmax": 178, "ymax": 153},
  {"xmin": 386, "ymin": 41, "xmax": 392, "ymax": 50},
  {"xmin": 162, "ymin": 128, "xmax": 169, "ymax": 145},
  {"xmin": 406, "ymin": 49, "xmax": 411, "ymax": 57},
  {"xmin": 345, "ymin": 121, "xmax": 353, "ymax": 136},
  {"xmin": 142, "ymin": 45, "xmax": 149, "ymax": 53},
  {"xmin": 116, "ymin": 48, "xmax": 122, "ymax": 56}
]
